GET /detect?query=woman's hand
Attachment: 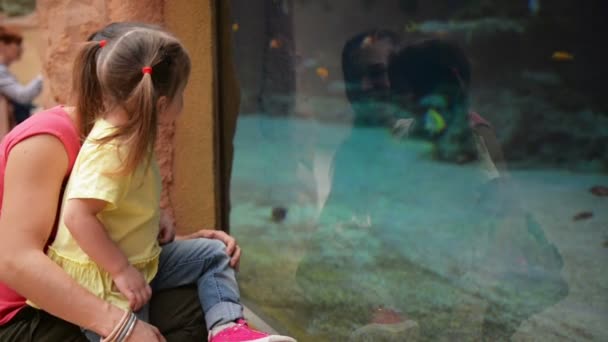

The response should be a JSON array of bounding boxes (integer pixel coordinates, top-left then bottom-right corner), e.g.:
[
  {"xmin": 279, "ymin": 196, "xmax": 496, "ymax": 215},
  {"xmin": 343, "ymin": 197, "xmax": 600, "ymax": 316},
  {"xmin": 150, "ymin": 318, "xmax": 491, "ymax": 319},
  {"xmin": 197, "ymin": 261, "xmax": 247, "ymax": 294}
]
[
  {"xmin": 126, "ymin": 320, "xmax": 166, "ymax": 341},
  {"xmin": 112, "ymin": 265, "xmax": 152, "ymax": 311},
  {"xmin": 176, "ymin": 229, "xmax": 241, "ymax": 270}
]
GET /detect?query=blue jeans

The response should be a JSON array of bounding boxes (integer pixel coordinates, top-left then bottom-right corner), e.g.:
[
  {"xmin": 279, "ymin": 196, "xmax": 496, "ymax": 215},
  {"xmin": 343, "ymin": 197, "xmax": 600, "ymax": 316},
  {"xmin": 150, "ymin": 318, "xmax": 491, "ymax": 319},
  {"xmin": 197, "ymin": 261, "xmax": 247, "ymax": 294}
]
[
  {"xmin": 151, "ymin": 238, "xmax": 243, "ymax": 329},
  {"xmin": 85, "ymin": 238, "xmax": 243, "ymax": 341}
]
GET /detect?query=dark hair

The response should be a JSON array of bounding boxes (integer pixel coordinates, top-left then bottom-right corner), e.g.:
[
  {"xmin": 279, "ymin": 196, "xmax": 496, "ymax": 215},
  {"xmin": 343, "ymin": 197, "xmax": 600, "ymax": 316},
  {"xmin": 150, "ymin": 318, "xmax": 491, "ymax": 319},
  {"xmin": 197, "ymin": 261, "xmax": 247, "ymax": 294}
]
[
  {"xmin": 388, "ymin": 39, "xmax": 471, "ymax": 110},
  {"xmin": 85, "ymin": 28, "xmax": 191, "ymax": 174},
  {"xmin": 71, "ymin": 22, "xmax": 163, "ymax": 139},
  {"xmin": 341, "ymin": 29, "xmax": 400, "ymax": 103},
  {"xmin": 0, "ymin": 26, "xmax": 23, "ymax": 45}
]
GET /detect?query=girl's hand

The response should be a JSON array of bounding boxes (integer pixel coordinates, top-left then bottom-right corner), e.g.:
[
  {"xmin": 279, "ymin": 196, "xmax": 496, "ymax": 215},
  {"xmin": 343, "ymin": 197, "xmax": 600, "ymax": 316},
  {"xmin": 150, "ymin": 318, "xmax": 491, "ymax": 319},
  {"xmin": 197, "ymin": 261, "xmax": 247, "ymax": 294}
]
[
  {"xmin": 126, "ymin": 320, "xmax": 166, "ymax": 341},
  {"xmin": 112, "ymin": 265, "xmax": 152, "ymax": 311}
]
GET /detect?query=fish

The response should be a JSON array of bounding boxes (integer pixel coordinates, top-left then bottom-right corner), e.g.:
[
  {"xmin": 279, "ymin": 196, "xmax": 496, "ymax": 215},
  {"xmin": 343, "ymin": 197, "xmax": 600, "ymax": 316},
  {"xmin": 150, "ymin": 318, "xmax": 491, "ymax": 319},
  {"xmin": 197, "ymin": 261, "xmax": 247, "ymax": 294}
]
[
  {"xmin": 424, "ymin": 108, "xmax": 446, "ymax": 134},
  {"xmin": 271, "ymin": 206, "xmax": 288, "ymax": 223},
  {"xmin": 232, "ymin": 23, "xmax": 239, "ymax": 32},
  {"xmin": 552, "ymin": 51, "xmax": 574, "ymax": 61},
  {"xmin": 573, "ymin": 211, "xmax": 593, "ymax": 221},
  {"xmin": 529, "ymin": 0, "xmax": 541, "ymax": 16},
  {"xmin": 590, "ymin": 185, "xmax": 608, "ymax": 197},
  {"xmin": 316, "ymin": 67, "xmax": 329, "ymax": 80},
  {"xmin": 269, "ymin": 38, "xmax": 281, "ymax": 49}
]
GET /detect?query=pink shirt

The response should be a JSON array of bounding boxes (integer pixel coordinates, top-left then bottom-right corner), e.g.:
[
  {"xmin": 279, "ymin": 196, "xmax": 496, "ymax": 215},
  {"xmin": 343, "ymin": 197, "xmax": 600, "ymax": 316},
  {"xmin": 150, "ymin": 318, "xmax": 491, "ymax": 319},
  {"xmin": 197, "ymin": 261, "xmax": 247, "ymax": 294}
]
[{"xmin": 0, "ymin": 106, "xmax": 80, "ymax": 325}]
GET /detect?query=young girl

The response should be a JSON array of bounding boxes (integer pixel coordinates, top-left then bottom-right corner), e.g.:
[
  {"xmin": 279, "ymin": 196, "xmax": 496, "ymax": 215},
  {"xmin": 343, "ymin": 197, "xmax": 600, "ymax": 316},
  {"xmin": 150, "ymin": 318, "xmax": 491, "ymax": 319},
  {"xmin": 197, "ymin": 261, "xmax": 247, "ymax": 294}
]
[{"xmin": 42, "ymin": 27, "xmax": 295, "ymax": 342}]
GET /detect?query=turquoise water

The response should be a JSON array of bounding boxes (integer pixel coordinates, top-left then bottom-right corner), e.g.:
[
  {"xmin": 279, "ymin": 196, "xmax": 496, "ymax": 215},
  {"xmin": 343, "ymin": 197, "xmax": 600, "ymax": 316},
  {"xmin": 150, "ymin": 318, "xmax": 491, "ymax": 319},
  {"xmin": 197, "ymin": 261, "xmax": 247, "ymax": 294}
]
[{"xmin": 231, "ymin": 115, "xmax": 608, "ymax": 341}]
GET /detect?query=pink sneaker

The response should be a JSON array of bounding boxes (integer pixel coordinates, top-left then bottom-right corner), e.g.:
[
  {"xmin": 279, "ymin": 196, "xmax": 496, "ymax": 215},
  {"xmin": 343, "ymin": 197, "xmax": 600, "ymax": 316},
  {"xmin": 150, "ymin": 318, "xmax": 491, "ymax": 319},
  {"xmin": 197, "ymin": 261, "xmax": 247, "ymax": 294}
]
[{"xmin": 208, "ymin": 319, "xmax": 297, "ymax": 342}]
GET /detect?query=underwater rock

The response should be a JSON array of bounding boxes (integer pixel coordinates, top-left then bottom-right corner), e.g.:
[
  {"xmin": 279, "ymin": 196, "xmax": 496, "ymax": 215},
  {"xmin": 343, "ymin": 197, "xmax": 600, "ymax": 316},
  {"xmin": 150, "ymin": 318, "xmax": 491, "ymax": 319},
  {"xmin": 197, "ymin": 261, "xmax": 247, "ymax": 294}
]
[
  {"xmin": 573, "ymin": 211, "xmax": 593, "ymax": 221},
  {"xmin": 271, "ymin": 206, "xmax": 288, "ymax": 222},
  {"xmin": 350, "ymin": 319, "xmax": 420, "ymax": 342},
  {"xmin": 371, "ymin": 307, "xmax": 406, "ymax": 324},
  {"xmin": 494, "ymin": 90, "xmax": 608, "ymax": 171},
  {"xmin": 590, "ymin": 185, "xmax": 608, "ymax": 197}
]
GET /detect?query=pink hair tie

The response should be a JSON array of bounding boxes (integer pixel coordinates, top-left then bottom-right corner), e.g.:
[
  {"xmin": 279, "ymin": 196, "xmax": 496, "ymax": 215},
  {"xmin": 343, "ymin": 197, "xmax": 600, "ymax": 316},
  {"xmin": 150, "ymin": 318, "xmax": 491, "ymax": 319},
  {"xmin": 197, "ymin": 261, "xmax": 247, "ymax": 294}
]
[
  {"xmin": 99, "ymin": 40, "xmax": 107, "ymax": 48},
  {"xmin": 142, "ymin": 66, "xmax": 152, "ymax": 75}
]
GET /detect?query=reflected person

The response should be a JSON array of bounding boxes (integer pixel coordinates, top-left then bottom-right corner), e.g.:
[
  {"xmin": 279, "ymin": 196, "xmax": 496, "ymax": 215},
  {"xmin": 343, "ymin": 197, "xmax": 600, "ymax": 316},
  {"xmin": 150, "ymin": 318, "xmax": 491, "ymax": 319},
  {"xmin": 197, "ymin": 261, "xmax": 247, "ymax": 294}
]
[
  {"xmin": 342, "ymin": 29, "xmax": 400, "ymax": 126},
  {"xmin": 388, "ymin": 38, "xmax": 568, "ymax": 339}
]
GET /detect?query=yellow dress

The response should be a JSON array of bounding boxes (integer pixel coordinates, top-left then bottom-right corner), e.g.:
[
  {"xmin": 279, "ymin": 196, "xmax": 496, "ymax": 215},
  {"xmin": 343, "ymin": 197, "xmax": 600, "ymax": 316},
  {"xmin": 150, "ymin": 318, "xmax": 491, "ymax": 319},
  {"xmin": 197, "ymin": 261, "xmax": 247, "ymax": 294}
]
[{"xmin": 45, "ymin": 119, "xmax": 161, "ymax": 310}]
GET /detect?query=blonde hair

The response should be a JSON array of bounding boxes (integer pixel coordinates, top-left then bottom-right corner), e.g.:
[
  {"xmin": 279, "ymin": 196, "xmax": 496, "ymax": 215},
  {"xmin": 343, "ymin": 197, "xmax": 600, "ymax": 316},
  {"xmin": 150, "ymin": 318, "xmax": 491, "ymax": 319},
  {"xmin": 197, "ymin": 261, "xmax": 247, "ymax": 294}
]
[{"xmin": 74, "ymin": 27, "xmax": 191, "ymax": 174}]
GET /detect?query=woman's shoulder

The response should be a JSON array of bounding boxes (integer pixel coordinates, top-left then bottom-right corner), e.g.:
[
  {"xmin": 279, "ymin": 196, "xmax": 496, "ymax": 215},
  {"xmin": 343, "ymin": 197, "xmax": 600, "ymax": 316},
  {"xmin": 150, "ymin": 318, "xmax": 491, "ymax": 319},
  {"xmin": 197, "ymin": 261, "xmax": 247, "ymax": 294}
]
[
  {"xmin": 12, "ymin": 106, "xmax": 76, "ymax": 137},
  {"xmin": 1, "ymin": 106, "xmax": 80, "ymax": 166}
]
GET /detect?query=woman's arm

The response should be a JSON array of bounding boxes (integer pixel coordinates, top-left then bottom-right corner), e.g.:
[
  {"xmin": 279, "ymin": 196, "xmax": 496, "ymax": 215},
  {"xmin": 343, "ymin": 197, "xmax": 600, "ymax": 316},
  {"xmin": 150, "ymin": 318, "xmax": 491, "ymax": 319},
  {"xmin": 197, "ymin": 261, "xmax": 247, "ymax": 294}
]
[
  {"xmin": 0, "ymin": 67, "xmax": 42, "ymax": 105},
  {"xmin": 0, "ymin": 135, "xmax": 165, "ymax": 341},
  {"xmin": 0, "ymin": 135, "xmax": 123, "ymax": 336}
]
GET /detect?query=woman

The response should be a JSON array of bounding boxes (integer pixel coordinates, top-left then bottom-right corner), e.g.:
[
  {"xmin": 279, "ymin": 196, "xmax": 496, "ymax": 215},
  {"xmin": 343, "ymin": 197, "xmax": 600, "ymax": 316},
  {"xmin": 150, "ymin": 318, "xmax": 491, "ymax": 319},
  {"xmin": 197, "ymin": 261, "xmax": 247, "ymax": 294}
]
[
  {"xmin": 0, "ymin": 22, "xmax": 241, "ymax": 342},
  {"xmin": 0, "ymin": 26, "xmax": 43, "ymax": 134}
]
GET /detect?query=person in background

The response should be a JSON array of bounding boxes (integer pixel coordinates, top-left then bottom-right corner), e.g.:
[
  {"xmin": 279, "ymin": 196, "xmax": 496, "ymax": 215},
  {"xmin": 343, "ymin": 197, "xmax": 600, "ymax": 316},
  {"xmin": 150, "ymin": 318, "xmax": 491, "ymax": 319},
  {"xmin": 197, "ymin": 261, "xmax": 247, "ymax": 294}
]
[{"xmin": 0, "ymin": 26, "xmax": 42, "ymax": 134}]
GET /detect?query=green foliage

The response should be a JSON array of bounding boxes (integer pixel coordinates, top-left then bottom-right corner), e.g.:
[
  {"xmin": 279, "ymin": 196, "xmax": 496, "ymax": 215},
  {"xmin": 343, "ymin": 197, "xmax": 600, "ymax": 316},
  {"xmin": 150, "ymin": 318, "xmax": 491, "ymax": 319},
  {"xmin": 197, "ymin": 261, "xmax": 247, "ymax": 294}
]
[{"xmin": 0, "ymin": 0, "xmax": 36, "ymax": 17}]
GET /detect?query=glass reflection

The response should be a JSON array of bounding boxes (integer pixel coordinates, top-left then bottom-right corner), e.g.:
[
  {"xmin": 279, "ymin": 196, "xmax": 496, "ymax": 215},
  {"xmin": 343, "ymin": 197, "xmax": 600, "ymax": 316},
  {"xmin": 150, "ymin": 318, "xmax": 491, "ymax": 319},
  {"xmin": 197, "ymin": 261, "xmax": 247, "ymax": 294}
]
[{"xmin": 230, "ymin": 1, "xmax": 608, "ymax": 341}]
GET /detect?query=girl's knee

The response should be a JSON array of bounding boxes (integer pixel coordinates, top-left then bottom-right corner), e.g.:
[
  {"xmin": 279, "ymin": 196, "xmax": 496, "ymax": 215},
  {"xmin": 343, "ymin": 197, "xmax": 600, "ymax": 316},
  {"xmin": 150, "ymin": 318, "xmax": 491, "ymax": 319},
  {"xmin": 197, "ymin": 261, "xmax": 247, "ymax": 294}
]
[
  {"xmin": 189, "ymin": 238, "xmax": 229, "ymax": 260},
  {"xmin": 207, "ymin": 239, "xmax": 228, "ymax": 255}
]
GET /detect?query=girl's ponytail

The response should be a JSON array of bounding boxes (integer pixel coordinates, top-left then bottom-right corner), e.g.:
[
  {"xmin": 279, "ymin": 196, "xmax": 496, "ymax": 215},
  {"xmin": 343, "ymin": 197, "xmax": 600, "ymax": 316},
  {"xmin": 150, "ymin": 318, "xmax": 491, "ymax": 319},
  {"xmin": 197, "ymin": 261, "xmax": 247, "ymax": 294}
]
[
  {"xmin": 71, "ymin": 41, "xmax": 104, "ymax": 138},
  {"xmin": 121, "ymin": 67, "xmax": 158, "ymax": 173}
]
